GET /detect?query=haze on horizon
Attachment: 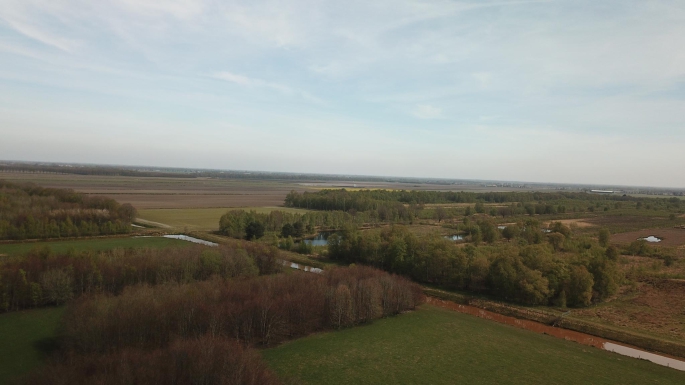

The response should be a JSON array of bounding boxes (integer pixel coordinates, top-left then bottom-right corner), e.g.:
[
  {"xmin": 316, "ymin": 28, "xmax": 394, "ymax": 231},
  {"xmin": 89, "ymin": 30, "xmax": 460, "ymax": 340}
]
[{"xmin": 1, "ymin": 0, "xmax": 684, "ymax": 188}]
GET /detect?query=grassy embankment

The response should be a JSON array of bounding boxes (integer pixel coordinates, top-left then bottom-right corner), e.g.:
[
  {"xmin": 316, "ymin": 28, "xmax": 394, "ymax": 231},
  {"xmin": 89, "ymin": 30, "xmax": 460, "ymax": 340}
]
[
  {"xmin": 0, "ymin": 237, "xmax": 189, "ymax": 257},
  {"xmin": 0, "ymin": 307, "xmax": 65, "ymax": 383},
  {"xmin": 264, "ymin": 305, "xmax": 685, "ymax": 385}
]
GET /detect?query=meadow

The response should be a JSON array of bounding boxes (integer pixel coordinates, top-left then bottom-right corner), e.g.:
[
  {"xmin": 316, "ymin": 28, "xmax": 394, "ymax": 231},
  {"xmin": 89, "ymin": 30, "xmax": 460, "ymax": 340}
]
[
  {"xmin": 0, "ymin": 307, "xmax": 64, "ymax": 383},
  {"xmin": 264, "ymin": 305, "xmax": 685, "ymax": 385},
  {"xmin": 137, "ymin": 207, "xmax": 310, "ymax": 231},
  {"xmin": 0, "ymin": 237, "xmax": 188, "ymax": 257}
]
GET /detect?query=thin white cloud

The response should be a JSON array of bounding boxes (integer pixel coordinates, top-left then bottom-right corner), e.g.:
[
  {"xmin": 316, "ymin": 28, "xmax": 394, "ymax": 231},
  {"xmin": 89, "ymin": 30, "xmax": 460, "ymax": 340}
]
[
  {"xmin": 1, "ymin": 0, "xmax": 684, "ymax": 187},
  {"xmin": 212, "ymin": 71, "xmax": 324, "ymax": 105},
  {"xmin": 412, "ymin": 104, "xmax": 443, "ymax": 119},
  {"xmin": 0, "ymin": 17, "xmax": 79, "ymax": 52}
]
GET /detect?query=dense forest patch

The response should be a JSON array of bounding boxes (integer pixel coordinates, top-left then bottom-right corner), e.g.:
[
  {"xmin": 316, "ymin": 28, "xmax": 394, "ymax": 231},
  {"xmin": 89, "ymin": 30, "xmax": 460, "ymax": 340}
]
[{"xmin": 0, "ymin": 180, "xmax": 136, "ymax": 240}]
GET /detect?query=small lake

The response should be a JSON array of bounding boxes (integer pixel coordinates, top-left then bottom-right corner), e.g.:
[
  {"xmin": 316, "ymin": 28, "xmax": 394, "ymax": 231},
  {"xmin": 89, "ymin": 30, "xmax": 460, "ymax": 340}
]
[
  {"xmin": 641, "ymin": 236, "xmax": 662, "ymax": 243},
  {"xmin": 445, "ymin": 234, "xmax": 465, "ymax": 241},
  {"xmin": 304, "ymin": 232, "xmax": 336, "ymax": 246}
]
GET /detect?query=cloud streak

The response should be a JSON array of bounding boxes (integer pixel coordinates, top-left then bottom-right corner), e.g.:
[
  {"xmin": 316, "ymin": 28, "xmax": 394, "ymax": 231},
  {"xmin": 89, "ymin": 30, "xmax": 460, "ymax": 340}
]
[{"xmin": 0, "ymin": 0, "xmax": 684, "ymax": 187}]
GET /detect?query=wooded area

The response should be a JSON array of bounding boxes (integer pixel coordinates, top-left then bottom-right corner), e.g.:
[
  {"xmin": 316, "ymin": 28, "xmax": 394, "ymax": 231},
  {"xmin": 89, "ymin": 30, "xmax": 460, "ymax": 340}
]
[
  {"xmin": 0, "ymin": 180, "xmax": 136, "ymax": 240},
  {"xmin": 24, "ymin": 266, "xmax": 422, "ymax": 384},
  {"xmin": 0, "ymin": 243, "xmax": 281, "ymax": 312}
]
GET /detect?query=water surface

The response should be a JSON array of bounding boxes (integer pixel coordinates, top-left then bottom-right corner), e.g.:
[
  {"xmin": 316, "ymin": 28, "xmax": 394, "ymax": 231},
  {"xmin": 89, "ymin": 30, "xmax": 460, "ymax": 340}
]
[
  {"xmin": 162, "ymin": 234, "xmax": 218, "ymax": 247},
  {"xmin": 304, "ymin": 232, "xmax": 336, "ymax": 246}
]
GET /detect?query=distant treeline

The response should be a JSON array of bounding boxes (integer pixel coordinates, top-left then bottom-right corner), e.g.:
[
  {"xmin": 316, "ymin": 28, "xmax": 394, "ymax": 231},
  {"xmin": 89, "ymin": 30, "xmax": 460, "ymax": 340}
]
[
  {"xmin": 0, "ymin": 243, "xmax": 281, "ymax": 312},
  {"xmin": 0, "ymin": 180, "xmax": 136, "ymax": 240},
  {"xmin": 1, "ymin": 162, "xmax": 473, "ymax": 184},
  {"xmin": 0, "ymin": 164, "xmax": 198, "ymax": 178},
  {"xmin": 285, "ymin": 189, "xmax": 651, "ymax": 211},
  {"xmin": 219, "ymin": 209, "xmax": 371, "ymax": 239},
  {"xmin": 328, "ymin": 223, "xmax": 621, "ymax": 307},
  {"xmin": 283, "ymin": 189, "xmax": 684, "ymax": 225},
  {"xmin": 25, "ymin": 266, "xmax": 422, "ymax": 384}
]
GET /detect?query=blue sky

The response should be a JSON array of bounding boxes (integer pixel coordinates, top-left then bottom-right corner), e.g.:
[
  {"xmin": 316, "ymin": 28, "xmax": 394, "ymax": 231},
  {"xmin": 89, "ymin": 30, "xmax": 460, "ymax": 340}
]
[{"xmin": 1, "ymin": 0, "xmax": 684, "ymax": 187}]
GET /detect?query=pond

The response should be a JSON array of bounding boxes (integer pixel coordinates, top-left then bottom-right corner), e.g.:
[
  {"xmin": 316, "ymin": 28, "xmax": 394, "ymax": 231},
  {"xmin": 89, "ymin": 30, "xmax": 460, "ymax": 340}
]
[
  {"xmin": 444, "ymin": 234, "xmax": 465, "ymax": 241},
  {"xmin": 304, "ymin": 232, "xmax": 336, "ymax": 246},
  {"xmin": 640, "ymin": 236, "xmax": 662, "ymax": 243}
]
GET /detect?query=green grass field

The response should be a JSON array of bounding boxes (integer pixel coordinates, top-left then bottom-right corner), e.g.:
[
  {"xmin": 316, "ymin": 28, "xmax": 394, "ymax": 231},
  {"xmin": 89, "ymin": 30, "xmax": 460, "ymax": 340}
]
[
  {"xmin": 263, "ymin": 305, "xmax": 685, "ymax": 385},
  {"xmin": 0, "ymin": 237, "xmax": 189, "ymax": 257},
  {"xmin": 0, "ymin": 307, "xmax": 65, "ymax": 383},
  {"xmin": 137, "ymin": 207, "xmax": 310, "ymax": 230}
]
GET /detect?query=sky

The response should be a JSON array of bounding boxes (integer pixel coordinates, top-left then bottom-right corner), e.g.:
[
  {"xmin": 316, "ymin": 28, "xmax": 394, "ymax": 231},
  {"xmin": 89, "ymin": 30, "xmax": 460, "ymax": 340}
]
[{"xmin": 0, "ymin": 0, "xmax": 684, "ymax": 188}]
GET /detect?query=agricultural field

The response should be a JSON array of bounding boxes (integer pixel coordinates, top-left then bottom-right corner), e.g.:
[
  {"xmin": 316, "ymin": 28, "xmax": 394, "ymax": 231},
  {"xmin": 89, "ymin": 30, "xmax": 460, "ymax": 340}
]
[
  {"xmin": 0, "ymin": 307, "xmax": 64, "ymax": 383},
  {"xmin": 137, "ymin": 207, "xmax": 310, "ymax": 231},
  {"xmin": 0, "ymin": 172, "xmax": 309, "ymax": 209},
  {"xmin": 0, "ymin": 236, "xmax": 189, "ymax": 257},
  {"xmin": 264, "ymin": 305, "xmax": 685, "ymax": 385},
  {"xmin": 0, "ymin": 172, "xmax": 527, "ymax": 210}
]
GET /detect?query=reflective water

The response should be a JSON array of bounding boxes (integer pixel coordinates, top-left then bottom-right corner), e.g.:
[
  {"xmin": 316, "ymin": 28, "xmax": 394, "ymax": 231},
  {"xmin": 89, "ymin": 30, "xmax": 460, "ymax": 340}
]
[
  {"xmin": 445, "ymin": 234, "xmax": 465, "ymax": 241},
  {"xmin": 282, "ymin": 260, "xmax": 323, "ymax": 274},
  {"xmin": 304, "ymin": 232, "xmax": 335, "ymax": 246},
  {"xmin": 163, "ymin": 234, "xmax": 219, "ymax": 247},
  {"xmin": 641, "ymin": 236, "xmax": 662, "ymax": 243}
]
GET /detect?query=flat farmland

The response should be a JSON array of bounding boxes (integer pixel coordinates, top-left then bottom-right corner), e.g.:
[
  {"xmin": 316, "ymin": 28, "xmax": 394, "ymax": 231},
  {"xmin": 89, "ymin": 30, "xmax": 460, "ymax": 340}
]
[
  {"xmin": 0, "ymin": 172, "xmax": 309, "ymax": 209},
  {"xmin": 0, "ymin": 172, "xmax": 533, "ymax": 210},
  {"xmin": 137, "ymin": 207, "xmax": 310, "ymax": 231}
]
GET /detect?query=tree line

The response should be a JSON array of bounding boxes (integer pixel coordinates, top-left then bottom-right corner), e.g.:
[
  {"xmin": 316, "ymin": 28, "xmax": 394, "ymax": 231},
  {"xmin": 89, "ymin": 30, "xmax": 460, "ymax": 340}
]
[
  {"xmin": 0, "ymin": 242, "xmax": 281, "ymax": 313},
  {"xmin": 24, "ymin": 266, "xmax": 422, "ymax": 384},
  {"xmin": 327, "ymin": 224, "xmax": 621, "ymax": 307},
  {"xmin": 0, "ymin": 180, "xmax": 137, "ymax": 240},
  {"xmin": 284, "ymin": 189, "xmax": 648, "ymax": 211}
]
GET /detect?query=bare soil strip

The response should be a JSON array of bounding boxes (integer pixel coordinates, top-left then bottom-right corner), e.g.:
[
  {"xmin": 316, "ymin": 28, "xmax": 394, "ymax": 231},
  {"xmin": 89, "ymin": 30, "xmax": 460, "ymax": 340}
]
[
  {"xmin": 427, "ymin": 297, "xmax": 685, "ymax": 371},
  {"xmin": 427, "ymin": 297, "xmax": 607, "ymax": 349}
]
